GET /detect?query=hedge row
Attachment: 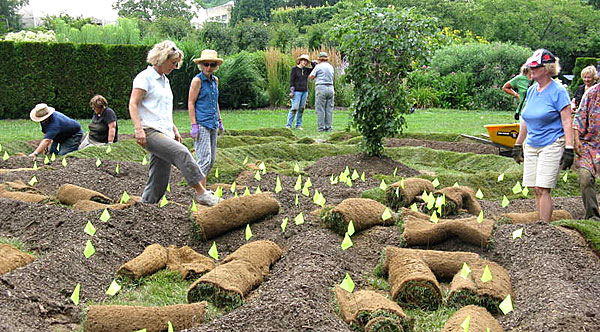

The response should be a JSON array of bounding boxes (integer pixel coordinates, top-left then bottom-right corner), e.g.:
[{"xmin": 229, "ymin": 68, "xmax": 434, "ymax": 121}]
[{"xmin": 0, "ymin": 41, "xmax": 150, "ymax": 119}]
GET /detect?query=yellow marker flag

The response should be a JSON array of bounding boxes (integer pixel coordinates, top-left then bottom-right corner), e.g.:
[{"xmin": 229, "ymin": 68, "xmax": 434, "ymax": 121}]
[
  {"xmin": 339, "ymin": 171, "xmax": 347, "ymax": 182},
  {"xmin": 243, "ymin": 187, "xmax": 251, "ymax": 196},
  {"xmin": 360, "ymin": 172, "xmax": 366, "ymax": 181},
  {"xmin": 95, "ymin": 158, "xmax": 101, "ymax": 167},
  {"xmin": 243, "ymin": 156, "xmax": 248, "ymax": 165},
  {"xmin": 460, "ymin": 262, "xmax": 471, "ymax": 279},
  {"xmin": 245, "ymin": 224, "xmax": 253, "ymax": 241},
  {"xmin": 70, "ymin": 283, "xmax": 81, "ymax": 305},
  {"xmin": 275, "ymin": 176, "xmax": 282, "ymax": 193},
  {"xmin": 512, "ymin": 228, "xmax": 524, "ymax": 239},
  {"xmin": 255, "ymin": 185, "xmax": 262, "ymax": 194},
  {"xmin": 2, "ymin": 151, "xmax": 9, "ymax": 161},
  {"xmin": 512, "ymin": 181, "xmax": 522, "ymax": 194},
  {"xmin": 190, "ymin": 199, "xmax": 198, "ymax": 212},
  {"xmin": 501, "ymin": 195, "xmax": 510, "ymax": 208},
  {"xmin": 215, "ymin": 167, "xmax": 219, "ymax": 178},
  {"xmin": 105, "ymin": 279, "xmax": 122, "ymax": 296},
  {"xmin": 28, "ymin": 176, "xmax": 38, "ymax": 186},
  {"xmin": 341, "ymin": 233, "xmax": 353, "ymax": 250},
  {"xmin": 208, "ymin": 241, "xmax": 219, "ymax": 260},
  {"xmin": 347, "ymin": 220, "xmax": 355, "ymax": 236},
  {"xmin": 33, "ymin": 160, "xmax": 38, "ymax": 170},
  {"xmin": 477, "ymin": 210, "xmax": 484, "ymax": 223},
  {"xmin": 395, "ymin": 187, "xmax": 400, "ymax": 198},
  {"xmin": 343, "ymin": 166, "xmax": 350, "ymax": 176},
  {"xmin": 313, "ymin": 190, "xmax": 320, "ymax": 204},
  {"xmin": 50, "ymin": 153, "xmax": 56, "ymax": 162},
  {"xmin": 134, "ymin": 329, "xmax": 147, "ymax": 332},
  {"xmin": 453, "ymin": 182, "xmax": 459, "ymax": 187},
  {"xmin": 351, "ymin": 169, "xmax": 359, "ymax": 180},
  {"xmin": 142, "ymin": 156, "xmax": 148, "ymax": 165},
  {"xmin": 281, "ymin": 217, "xmax": 288, "ymax": 232},
  {"xmin": 522, "ymin": 186, "xmax": 529, "ymax": 197},
  {"xmin": 294, "ymin": 194, "xmax": 299, "ymax": 206},
  {"xmin": 230, "ymin": 181, "xmax": 237, "ymax": 193},
  {"xmin": 294, "ymin": 163, "xmax": 300, "ymax": 173},
  {"xmin": 254, "ymin": 170, "xmax": 262, "ymax": 181},
  {"xmin": 331, "ymin": 176, "xmax": 339, "ymax": 185},
  {"xmin": 258, "ymin": 161, "xmax": 266, "ymax": 170},
  {"xmin": 346, "ymin": 177, "xmax": 353, "ymax": 187},
  {"xmin": 295, "ymin": 175, "xmax": 302, "ymax": 190},
  {"xmin": 159, "ymin": 195, "xmax": 168, "ymax": 207},
  {"xmin": 562, "ymin": 172, "xmax": 568, "ymax": 182},
  {"xmin": 339, "ymin": 273, "xmax": 355, "ymax": 293},
  {"xmin": 294, "ymin": 212, "xmax": 305, "ymax": 225},
  {"xmin": 62, "ymin": 157, "xmax": 67, "ymax": 167},
  {"xmin": 43, "ymin": 155, "xmax": 50, "ymax": 164},
  {"xmin": 426, "ymin": 196, "xmax": 435, "ymax": 210},
  {"xmin": 379, "ymin": 179, "xmax": 388, "ymax": 191},
  {"xmin": 430, "ymin": 211, "xmax": 439, "ymax": 223},
  {"xmin": 120, "ymin": 191, "xmax": 130, "ymax": 204},
  {"xmin": 167, "ymin": 321, "xmax": 174, "ymax": 332},
  {"xmin": 499, "ymin": 294, "xmax": 513, "ymax": 314},
  {"xmin": 393, "ymin": 167, "xmax": 398, "ymax": 177},
  {"xmin": 106, "ymin": 145, "xmax": 112, "ymax": 153},
  {"xmin": 305, "ymin": 177, "xmax": 312, "ymax": 188},
  {"xmin": 316, "ymin": 194, "xmax": 326, "ymax": 207},
  {"xmin": 302, "ymin": 184, "xmax": 310, "ymax": 196},
  {"xmin": 215, "ymin": 187, "xmax": 223, "ymax": 198},
  {"xmin": 475, "ymin": 188, "xmax": 484, "ymax": 199},
  {"xmin": 432, "ymin": 178, "xmax": 440, "ymax": 188},
  {"xmin": 100, "ymin": 208, "xmax": 111, "ymax": 222},
  {"xmin": 382, "ymin": 208, "xmax": 392, "ymax": 221},
  {"xmin": 461, "ymin": 314, "xmax": 471, "ymax": 332},
  {"xmin": 410, "ymin": 203, "xmax": 418, "ymax": 212},
  {"xmin": 497, "ymin": 173, "xmax": 504, "ymax": 182},
  {"xmin": 84, "ymin": 221, "xmax": 96, "ymax": 236},
  {"xmin": 83, "ymin": 240, "xmax": 96, "ymax": 258},
  {"xmin": 435, "ymin": 195, "xmax": 444, "ymax": 209},
  {"xmin": 481, "ymin": 265, "xmax": 493, "ymax": 282},
  {"xmin": 166, "ymin": 183, "xmax": 171, "ymax": 192},
  {"xmin": 486, "ymin": 329, "xmax": 491, "ymax": 332},
  {"xmin": 0, "ymin": 143, "xmax": 2, "ymax": 151},
  {"xmin": 400, "ymin": 178, "xmax": 405, "ymax": 189}
]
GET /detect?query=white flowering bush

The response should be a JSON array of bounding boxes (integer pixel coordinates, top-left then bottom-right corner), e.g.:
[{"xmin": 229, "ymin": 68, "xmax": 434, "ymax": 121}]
[{"xmin": 3, "ymin": 30, "xmax": 57, "ymax": 42}]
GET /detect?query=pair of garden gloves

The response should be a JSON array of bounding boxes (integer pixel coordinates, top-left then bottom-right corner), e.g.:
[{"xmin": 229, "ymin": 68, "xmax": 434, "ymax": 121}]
[
  {"xmin": 512, "ymin": 144, "xmax": 573, "ymax": 170},
  {"xmin": 190, "ymin": 121, "xmax": 225, "ymax": 139}
]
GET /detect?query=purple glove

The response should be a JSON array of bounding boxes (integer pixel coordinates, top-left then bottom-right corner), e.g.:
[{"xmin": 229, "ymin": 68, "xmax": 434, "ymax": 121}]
[
  {"xmin": 290, "ymin": 87, "xmax": 295, "ymax": 98},
  {"xmin": 218, "ymin": 119, "xmax": 225, "ymax": 132},
  {"xmin": 191, "ymin": 123, "xmax": 199, "ymax": 139}
]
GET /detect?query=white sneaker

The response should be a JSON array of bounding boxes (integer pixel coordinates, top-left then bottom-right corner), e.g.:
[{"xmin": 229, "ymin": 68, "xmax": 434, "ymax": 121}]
[{"xmin": 196, "ymin": 191, "xmax": 223, "ymax": 207}]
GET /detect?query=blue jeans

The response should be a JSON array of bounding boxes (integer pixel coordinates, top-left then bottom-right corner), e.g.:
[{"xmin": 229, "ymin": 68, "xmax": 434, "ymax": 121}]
[
  {"xmin": 49, "ymin": 129, "xmax": 83, "ymax": 155},
  {"xmin": 287, "ymin": 91, "xmax": 308, "ymax": 128}
]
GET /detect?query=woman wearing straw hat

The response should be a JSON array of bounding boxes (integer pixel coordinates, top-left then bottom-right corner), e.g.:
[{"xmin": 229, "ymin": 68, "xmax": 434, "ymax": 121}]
[
  {"xmin": 28, "ymin": 103, "xmax": 83, "ymax": 157},
  {"xmin": 309, "ymin": 51, "xmax": 335, "ymax": 132},
  {"xmin": 188, "ymin": 49, "xmax": 224, "ymax": 189},
  {"xmin": 129, "ymin": 40, "xmax": 222, "ymax": 206},
  {"xmin": 286, "ymin": 54, "xmax": 311, "ymax": 130}
]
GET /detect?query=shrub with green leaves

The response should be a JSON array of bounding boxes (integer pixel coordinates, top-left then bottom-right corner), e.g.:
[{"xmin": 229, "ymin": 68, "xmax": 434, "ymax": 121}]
[
  {"xmin": 332, "ymin": 5, "xmax": 438, "ymax": 156},
  {"xmin": 218, "ymin": 52, "xmax": 269, "ymax": 109}
]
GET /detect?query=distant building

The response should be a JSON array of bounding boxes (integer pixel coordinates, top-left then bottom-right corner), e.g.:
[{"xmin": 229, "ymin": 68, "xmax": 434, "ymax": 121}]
[{"xmin": 193, "ymin": 1, "xmax": 234, "ymax": 26}]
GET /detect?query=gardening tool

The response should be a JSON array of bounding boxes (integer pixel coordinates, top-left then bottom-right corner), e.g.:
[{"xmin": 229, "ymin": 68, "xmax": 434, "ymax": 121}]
[{"xmin": 461, "ymin": 123, "xmax": 519, "ymax": 157}]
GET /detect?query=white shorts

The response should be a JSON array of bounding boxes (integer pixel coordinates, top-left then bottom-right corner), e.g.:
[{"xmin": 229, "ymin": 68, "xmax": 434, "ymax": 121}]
[{"xmin": 523, "ymin": 137, "xmax": 564, "ymax": 189}]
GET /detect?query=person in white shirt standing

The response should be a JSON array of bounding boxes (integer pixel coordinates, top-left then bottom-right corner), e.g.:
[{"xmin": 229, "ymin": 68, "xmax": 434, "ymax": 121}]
[
  {"xmin": 309, "ymin": 52, "xmax": 335, "ymax": 132},
  {"xmin": 128, "ymin": 40, "xmax": 222, "ymax": 206}
]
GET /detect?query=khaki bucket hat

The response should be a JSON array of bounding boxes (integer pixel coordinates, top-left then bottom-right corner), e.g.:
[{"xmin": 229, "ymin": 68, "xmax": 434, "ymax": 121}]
[
  {"xmin": 30, "ymin": 103, "xmax": 55, "ymax": 122},
  {"xmin": 193, "ymin": 49, "xmax": 224, "ymax": 65}
]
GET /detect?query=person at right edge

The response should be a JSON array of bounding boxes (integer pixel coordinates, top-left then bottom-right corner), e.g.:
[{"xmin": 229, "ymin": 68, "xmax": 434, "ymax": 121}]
[
  {"xmin": 573, "ymin": 81, "xmax": 600, "ymax": 221},
  {"xmin": 309, "ymin": 52, "xmax": 335, "ymax": 132},
  {"xmin": 512, "ymin": 49, "xmax": 574, "ymax": 222}
]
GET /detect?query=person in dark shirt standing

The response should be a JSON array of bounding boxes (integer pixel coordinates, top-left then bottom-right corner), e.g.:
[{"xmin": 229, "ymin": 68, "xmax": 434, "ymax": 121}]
[
  {"xmin": 28, "ymin": 103, "xmax": 83, "ymax": 157},
  {"xmin": 79, "ymin": 95, "xmax": 118, "ymax": 149},
  {"xmin": 286, "ymin": 54, "xmax": 311, "ymax": 130}
]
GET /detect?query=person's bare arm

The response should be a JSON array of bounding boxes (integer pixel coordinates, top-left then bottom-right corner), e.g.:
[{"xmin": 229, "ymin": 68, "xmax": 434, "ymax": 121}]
[
  {"xmin": 29, "ymin": 139, "xmax": 52, "ymax": 157},
  {"xmin": 107, "ymin": 121, "xmax": 116, "ymax": 143},
  {"xmin": 188, "ymin": 77, "xmax": 201, "ymax": 125},
  {"xmin": 560, "ymin": 105, "xmax": 574, "ymax": 148},
  {"xmin": 502, "ymin": 81, "xmax": 518, "ymax": 99},
  {"xmin": 129, "ymin": 88, "xmax": 146, "ymax": 146}
]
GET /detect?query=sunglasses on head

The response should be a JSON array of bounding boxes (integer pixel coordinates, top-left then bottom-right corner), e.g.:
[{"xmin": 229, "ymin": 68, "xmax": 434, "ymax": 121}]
[{"xmin": 202, "ymin": 62, "xmax": 218, "ymax": 68}]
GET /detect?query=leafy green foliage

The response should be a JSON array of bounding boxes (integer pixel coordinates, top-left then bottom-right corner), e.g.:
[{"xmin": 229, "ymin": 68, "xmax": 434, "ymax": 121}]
[
  {"xmin": 53, "ymin": 18, "xmax": 142, "ymax": 44},
  {"xmin": 218, "ymin": 51, "xmax": 269, "ymax": 109},
  {"xmin": 332, "ymin": 5, "xmax": 438, "ymax": 156},
  {"xmin": 0, "ymin": 0, "xmax": 28, "ymax": 32},
  {"xmin": 271, "ymin": 4, "xmax": 340, "ymax": 28},
  {"xmin": 113, "ymin": 0, "xmax": 198, "ymax": 22},
  {"xmin": 230, "ymin": 19, "xmax": 271, "ymax": 52},
  {"xmin": 198, "ymin": 22, "xmax": 237, "ymax": 55},
  {"xmin": 230, "ymin": 0, "xmax": 284, "ymax": 25}
]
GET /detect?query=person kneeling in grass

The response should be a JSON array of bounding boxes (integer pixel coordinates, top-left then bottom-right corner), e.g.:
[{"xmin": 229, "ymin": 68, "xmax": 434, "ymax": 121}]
[{"xmin": 28, "ymin": 103, "xmax": 83, "ymax": 157}]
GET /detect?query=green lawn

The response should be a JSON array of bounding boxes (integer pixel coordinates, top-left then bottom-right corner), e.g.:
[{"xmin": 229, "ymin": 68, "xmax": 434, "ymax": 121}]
[{"xmin": 0, "ymin": 108, "xmax": 515, "ymax": 143}]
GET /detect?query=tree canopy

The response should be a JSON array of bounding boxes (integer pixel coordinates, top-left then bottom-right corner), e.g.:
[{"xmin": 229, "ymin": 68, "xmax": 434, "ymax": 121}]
[
  {"xmin": 0, "ymin": 0, "xmax": 29, "ymax": 32},
  {"xmin": 112, "ymin": 0, "xmax": 202, "ymax": 21}
]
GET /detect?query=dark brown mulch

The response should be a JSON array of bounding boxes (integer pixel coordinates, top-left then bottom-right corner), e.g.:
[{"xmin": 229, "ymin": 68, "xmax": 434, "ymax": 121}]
[
  {"xmin": 385, "ymin": 138, "xmax": 500, "ymax": 155},
  {"xmin": 0, "ymin": 148, "xmax": 599, "ymax": 332}
]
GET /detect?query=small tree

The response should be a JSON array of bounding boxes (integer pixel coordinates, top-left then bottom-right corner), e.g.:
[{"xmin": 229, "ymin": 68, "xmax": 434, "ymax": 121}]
[{"xmin": 332, "ymin": 5, "xmax": 438, "ymax": 156}]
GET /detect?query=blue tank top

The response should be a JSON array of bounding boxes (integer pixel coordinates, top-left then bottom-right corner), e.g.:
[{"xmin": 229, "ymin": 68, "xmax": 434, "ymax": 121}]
[{"xmin": 194, "ymin": 72, "xmax": 219, "ymax": 130}]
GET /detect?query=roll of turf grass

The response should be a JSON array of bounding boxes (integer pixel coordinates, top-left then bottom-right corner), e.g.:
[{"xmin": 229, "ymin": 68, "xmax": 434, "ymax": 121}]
[
  {"xmin": 322, "ymin": 198, "xmax": 392, "ymax": 235},
  {"xmin": 441, "ymin": 305, "xmax": 504, "ymax": 332},
  {"xmin": 385, "ymin": 178, "xmax": 434, "ymax": 211}
]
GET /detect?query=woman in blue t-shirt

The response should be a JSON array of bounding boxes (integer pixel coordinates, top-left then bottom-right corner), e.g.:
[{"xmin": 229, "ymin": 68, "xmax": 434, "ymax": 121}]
[
  {"xmin": 188, "ymin": 49, "xmax": 224, "ymax": 188},
  {"xmin": 512, "ymin": 49, "xmax": 574, "ymax": 222}
]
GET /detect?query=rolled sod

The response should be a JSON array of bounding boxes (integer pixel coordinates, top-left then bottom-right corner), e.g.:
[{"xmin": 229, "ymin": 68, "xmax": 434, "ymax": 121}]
[
  {"xmin": 334, "ymin": 286, "xmax": 410, "ymax": 330},
  {"xmin": 423, "ymin": 186, "xmax": 481, "ymax": 217},
  {"xmin": 441, "ymin": 305, "xmax": 504, "ymax": 332},
  {"xmin": 166, "ymin": 246, "xmax": 215, "ymax": 280},
  {"xmin": 0, "ymin": 244, "xmax": 35, "ymax": 274},
  {"xmin": 365, "ymin": 315, "xmax": 405, "ymax": 332},
  {"xmin": 499, "ymin": 209, "xmax": 573, "ymax": 224},
  {"xmin": 187, "ymin": 260, "xmax": 264, "ymax": 310},
  {"xmin": 448, "ymin": 259, "xmax": 513, "ymax": 314},
  {"xmin": 402, "ymin": 215, "xmax": 495, "ymax": 247},
  {"xmin": 322, "ymin": 198, "xmax": 393, "ymax": 235},
  {"xmin": 84, "ymin": 302, "xmax": 209, "ymax": 332},
  {"xmin": 72, "ymin": 200, "xmax": 133, "ymax": 212},
  {"xmin": 386, "ymin": 178, "xmax": 434, "ymax": 211},
  {"xmin": 191, "ymin": 193, "xmax": 280, "ymax": 241},
  {"xmin": 222, "ymin": 240, "xmax": 282, "ymax": 274},
  {"xmin": 56, "ymin": 183, "xmax": 112, "ymax": 205},
  {"xmin": 384, "ymin": 246, "xmax": 480, "ymax": 279},
  {"xmin": 117, "ymin": 244, "xmax": 168, "ymax": 280},
  {"xmin": 0, "ymin": 190, "xmax": 49, "ymax": 203},
  {"xmin": 387, "ymin": 254, "xmax": 442, "ymax": 310}
]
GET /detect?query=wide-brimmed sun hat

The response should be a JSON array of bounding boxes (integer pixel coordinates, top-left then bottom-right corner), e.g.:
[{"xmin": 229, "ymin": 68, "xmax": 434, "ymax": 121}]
[
  {"xmin": 318, "ymin": 51, "xmax": 329, "ymax": 60},
  {"xmin": 30, "ymin": 103, "xmax": 55, "ymax": 122},
  {"xmin": 525, "ymin": 49, "xmax": 556, "ymax": 68},
  {"xmin": 193, "ymin": 49, "xmax": 223, "ymax": 65},
  {"xmin": 297, "ymin": 54, "xmax": 310, "ymax": 64}
]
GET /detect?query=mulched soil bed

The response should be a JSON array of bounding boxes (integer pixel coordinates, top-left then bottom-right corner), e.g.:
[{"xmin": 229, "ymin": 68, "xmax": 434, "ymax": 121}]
[{"xmin": 0, "ymin": 141, "xmax": 599, "ymax": 331}]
